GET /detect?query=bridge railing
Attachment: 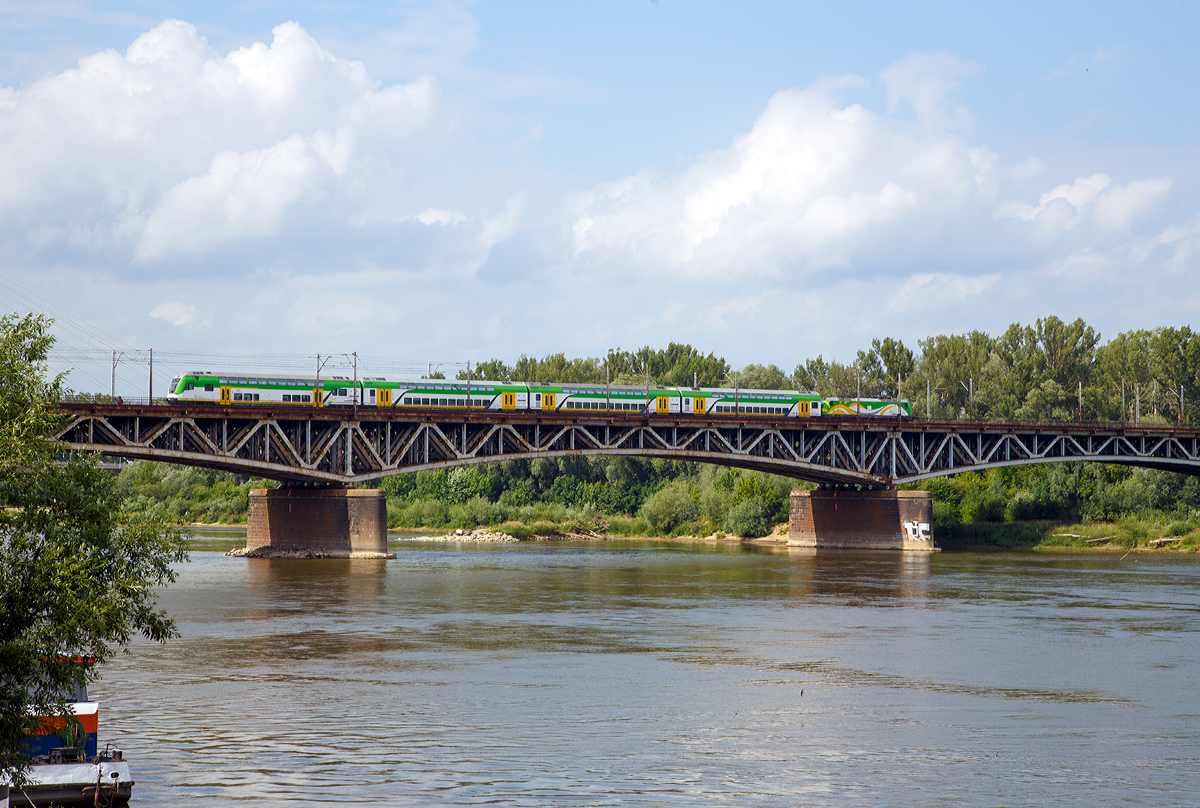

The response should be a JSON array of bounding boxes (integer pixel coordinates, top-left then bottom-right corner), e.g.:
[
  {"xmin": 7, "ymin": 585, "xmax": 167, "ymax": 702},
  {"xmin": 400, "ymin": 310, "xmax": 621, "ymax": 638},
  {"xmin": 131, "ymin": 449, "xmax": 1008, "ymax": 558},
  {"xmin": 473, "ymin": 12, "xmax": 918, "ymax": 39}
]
[{"xmin": 56, "ymin": 398, "xmax": 1200, "ymax": 434}]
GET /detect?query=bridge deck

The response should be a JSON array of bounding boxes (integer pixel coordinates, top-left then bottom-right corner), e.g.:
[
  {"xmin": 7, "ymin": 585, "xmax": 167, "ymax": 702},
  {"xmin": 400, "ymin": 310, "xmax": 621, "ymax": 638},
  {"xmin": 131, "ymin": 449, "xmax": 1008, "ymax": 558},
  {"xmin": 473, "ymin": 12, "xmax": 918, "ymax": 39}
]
[{"xmin": 56, "ymin": 402, "xmax": 1200, "ymax": 486}]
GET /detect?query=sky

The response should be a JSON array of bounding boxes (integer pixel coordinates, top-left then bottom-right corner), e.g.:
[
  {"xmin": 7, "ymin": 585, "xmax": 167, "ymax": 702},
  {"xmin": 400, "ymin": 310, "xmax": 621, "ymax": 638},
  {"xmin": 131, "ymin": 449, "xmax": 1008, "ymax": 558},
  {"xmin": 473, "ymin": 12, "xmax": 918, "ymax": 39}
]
[{"xmin": 0, "ymin": 1, "xmax": 1198, "ymax": 392}]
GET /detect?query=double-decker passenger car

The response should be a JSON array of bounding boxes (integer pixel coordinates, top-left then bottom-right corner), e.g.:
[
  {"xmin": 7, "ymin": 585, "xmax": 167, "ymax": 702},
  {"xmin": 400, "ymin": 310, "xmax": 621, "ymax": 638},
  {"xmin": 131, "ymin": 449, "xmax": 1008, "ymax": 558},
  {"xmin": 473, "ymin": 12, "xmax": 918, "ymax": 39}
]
[{"xmin": 166, "ymin": 373, "xmax": 911, "ymax": 418}]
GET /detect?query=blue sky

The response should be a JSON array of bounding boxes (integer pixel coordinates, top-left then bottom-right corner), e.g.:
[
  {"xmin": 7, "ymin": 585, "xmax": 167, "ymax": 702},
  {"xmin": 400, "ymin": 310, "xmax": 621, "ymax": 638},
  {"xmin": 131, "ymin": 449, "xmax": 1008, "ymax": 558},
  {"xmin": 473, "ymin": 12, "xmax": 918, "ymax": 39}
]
[{"xmin": 1, "ymin": 1, "xmax": 1197, "ymax": 390}]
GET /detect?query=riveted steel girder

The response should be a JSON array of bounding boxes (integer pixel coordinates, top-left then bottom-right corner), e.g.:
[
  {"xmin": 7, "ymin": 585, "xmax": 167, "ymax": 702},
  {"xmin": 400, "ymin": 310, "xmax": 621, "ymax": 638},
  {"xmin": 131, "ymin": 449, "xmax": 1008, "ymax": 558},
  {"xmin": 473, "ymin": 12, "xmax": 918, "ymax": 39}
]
[{"xmin": 55, "ymin": 404, "xmax": 1200, "ymax": 486}]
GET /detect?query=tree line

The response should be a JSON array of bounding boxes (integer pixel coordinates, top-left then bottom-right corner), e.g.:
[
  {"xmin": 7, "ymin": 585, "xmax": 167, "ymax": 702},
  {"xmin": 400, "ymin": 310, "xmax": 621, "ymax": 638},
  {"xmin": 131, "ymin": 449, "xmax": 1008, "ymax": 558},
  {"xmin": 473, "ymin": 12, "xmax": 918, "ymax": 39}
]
[{"xmin": 457, "ymin": 317, "xmax": 1200, "ymax": 424}]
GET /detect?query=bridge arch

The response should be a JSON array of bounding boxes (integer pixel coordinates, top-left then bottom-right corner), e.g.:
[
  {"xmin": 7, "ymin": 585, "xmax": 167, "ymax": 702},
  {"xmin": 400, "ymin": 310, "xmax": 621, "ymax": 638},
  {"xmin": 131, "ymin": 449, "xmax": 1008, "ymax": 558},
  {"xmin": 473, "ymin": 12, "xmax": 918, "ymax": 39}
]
[{"xmin": 56, "ymin": 404, "xmax": 1200, "ymax": 488}]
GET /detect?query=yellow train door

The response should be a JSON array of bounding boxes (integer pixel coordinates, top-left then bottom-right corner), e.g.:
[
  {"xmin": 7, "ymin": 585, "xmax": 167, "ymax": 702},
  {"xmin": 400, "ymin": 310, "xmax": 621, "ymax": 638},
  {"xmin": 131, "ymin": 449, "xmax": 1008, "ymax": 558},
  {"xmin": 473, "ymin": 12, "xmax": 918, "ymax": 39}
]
[
  {"xmin": 220, "ymin": 387, "xmax": 231, "ymax": 405},
  {"xmin": 502, "ymin": 392, "xmax": 515, "ymax": 410},
  {"xmin": 656, "ymin": 396, "xmax": 669, "ymax": 414},
  {"xmin": 543, "ymin": 393, "xmax": 555, "ymax": 410},
  {"xmin": 692, "ymin": 397, "xmax": 704, "ymax": 414},
  {"xmin": 379, "ymin": 388, "xmax": 392, "ymax": 407}
]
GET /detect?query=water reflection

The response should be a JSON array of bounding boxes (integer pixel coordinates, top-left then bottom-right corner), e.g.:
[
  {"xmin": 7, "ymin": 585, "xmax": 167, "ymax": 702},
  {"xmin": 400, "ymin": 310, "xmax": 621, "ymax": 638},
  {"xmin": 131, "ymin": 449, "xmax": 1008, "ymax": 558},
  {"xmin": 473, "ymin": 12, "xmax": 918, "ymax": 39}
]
[
  {"xmin": 782, "ymin": 548, "xmax": 933, "ymax": 604},
  {"xmin": 97, "ymin": 540, "xmax": 1200, "ymax": 808},
  {"xmin": 245, "ymin": 557, "xmax": 389, "ymax": 604}
]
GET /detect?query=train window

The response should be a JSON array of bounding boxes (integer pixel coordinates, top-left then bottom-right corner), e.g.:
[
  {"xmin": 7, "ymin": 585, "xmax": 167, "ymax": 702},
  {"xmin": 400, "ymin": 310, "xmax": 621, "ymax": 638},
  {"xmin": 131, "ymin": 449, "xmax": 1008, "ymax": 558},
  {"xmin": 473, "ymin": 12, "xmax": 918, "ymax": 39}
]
[
  {"xmin": 338, "ymin": 389, "xmax": 347, "ymax": 396},
  {"xmin": 204, "ymin": 385, "xmax": 213, "ymax": 392},
  {"xmin": 369, "ymin": 389, "xmax": 376, "ymax": 398},
  {"xmin": 283, "ymin": 395, "xmax": 291, "ymax": 402},
  {"xmin": 186, "ymin": 383, "xmax": 194, "ymax": 390},
  {"xmin": 254, "ymin": 394, "xmax": 260, "ymax": 401},
  {"xmin": 233, "ymin": 393, "xmax": 243, "ymax": 401},
  {"xmin": 302, "ymin": 395, "xmax": 311, "ymax": 402}
]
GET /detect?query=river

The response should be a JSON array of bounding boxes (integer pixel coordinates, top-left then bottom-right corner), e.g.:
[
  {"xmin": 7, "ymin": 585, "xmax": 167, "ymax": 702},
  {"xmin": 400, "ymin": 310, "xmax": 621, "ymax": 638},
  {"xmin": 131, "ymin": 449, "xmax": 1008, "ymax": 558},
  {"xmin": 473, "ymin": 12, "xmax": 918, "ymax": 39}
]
[{"xmin": 94, "ymin": 531, "xmax": 1200, "ymax": 806}]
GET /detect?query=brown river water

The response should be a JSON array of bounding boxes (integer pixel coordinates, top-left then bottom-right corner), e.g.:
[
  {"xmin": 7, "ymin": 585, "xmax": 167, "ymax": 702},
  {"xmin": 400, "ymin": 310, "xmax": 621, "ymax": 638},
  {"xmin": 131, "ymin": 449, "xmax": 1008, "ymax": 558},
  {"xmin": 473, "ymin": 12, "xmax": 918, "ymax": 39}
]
[{"xmin": 92, "ymin": 530, "xmax": 1200, "ymax": 806}]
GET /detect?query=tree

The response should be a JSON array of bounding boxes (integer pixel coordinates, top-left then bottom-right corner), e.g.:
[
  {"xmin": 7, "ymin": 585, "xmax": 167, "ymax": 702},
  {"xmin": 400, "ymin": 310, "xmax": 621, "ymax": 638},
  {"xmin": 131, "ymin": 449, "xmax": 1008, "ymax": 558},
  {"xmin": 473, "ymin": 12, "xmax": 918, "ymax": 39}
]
[
  {"xmin": 457, "ymin": 359, "xmax": 512, "ymax": 382},
  {"xmin": 0, "ymin": 314, "xmax": 187, "ymax": 785},
  {"xmin": 735, "ymin": 363, "xmax": 789, "ymax": 390}
]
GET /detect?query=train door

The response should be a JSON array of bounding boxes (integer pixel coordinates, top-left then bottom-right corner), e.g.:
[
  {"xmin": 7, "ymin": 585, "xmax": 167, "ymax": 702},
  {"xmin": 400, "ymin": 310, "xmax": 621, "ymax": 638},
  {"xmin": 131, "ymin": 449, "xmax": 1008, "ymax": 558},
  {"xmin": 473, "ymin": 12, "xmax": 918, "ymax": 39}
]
[
  {"xmin": 543, "ymin": 393, "xmax": 555, "ymax": 410},
  {"xmin": 220, "ymin": 387, "xmax": 231, "ymax": 405},
  {"xmin": 379, "ymin": 388, "xmax": 392, "ymax": 407},
  {"xmin": 656, "ymin": 396, "xmax": 670, "ymax": 414},
  {"xmin": 314, "ymin": 387, "xmax": 323, "ymax": 407},
  {"xmin": 502, "ymin": 392, "xmax": 516, "ymax": 410},
  {"xmin": 692, "ymin": 396, "xmax": 705, "ymax": 414}
]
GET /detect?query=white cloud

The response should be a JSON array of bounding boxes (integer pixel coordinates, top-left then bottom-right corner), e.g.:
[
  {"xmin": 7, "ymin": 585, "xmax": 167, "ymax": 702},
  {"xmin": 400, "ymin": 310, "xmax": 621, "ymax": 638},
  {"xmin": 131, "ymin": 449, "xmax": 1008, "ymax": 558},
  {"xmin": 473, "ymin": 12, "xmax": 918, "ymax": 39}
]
[
  {"xmin": 479, "ymin": 192, "xmax": 526, "ymax": 249},
  {"xmin": 1009, "ymin": 173, "xmax": 1111, "ymax": 222},
  {"xmin": 149, "ymin": 301, "xmax": 198, "ymax": 326},
  {"xmin": 1094, "ymin": 177, "xmax": 1171, "ymax": 229},
  {"xmin": 413, "ymin": 208, "xmax": 467, "ymax": 226},
  {"xmin": 569, "ymin": 63, "xmax": 989, "ymax": 281},
  {"xmin": 0, "ymin": 19, "xmax": 437, "ymax": 263},
  {"xmin": 1001, "ymin": 174, "xmax": 1171, "ymax": 232},
  {"xmin": 889, "ymin": 272, "xmax": 1000, "ymax": 311},
  {"xmin": 880, "ymin": 50, "xmax": 982, "ymax": 126}
]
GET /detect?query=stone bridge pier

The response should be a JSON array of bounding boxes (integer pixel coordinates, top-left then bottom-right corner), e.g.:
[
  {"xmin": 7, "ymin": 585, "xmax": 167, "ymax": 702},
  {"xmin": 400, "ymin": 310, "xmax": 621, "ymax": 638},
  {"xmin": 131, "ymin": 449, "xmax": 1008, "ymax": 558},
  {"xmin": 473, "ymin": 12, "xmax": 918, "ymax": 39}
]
[
  {"xmin": 244, "ymin": 487, "xmax": 394, "ymax": 558},
  {"xmin": 788, "ymin": 489, "xmax": 936, "ymax": 551}
]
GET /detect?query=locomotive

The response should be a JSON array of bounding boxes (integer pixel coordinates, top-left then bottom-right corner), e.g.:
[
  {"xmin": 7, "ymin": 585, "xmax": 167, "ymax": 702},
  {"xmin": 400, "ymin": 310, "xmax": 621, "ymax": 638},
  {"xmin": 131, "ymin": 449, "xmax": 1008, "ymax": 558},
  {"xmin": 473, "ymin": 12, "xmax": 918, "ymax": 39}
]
[{"xmin": 166, "ymin": 372, "xmax": 911, "ymax": 418}]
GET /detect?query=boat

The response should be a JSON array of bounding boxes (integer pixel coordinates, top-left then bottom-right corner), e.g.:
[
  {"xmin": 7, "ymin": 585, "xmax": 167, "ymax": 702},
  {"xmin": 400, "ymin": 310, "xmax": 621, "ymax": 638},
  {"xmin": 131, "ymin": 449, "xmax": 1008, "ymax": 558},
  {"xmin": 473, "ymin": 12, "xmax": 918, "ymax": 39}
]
[{"xmin": 2, "ymin": 676, "xmax": 133, "ymax": 807}]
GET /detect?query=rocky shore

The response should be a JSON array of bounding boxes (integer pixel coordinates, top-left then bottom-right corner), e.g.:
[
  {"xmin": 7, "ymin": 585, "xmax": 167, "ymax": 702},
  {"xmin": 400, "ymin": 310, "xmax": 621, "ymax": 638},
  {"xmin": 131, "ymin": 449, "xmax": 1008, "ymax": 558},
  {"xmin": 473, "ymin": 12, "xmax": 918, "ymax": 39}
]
[
  {"xmin": 405, "ymin": 528, "xmax": 520, "ymax": 543},
  {"xmin": 224, "ymin": 546, "xmax": 394, "ymax": 558}
]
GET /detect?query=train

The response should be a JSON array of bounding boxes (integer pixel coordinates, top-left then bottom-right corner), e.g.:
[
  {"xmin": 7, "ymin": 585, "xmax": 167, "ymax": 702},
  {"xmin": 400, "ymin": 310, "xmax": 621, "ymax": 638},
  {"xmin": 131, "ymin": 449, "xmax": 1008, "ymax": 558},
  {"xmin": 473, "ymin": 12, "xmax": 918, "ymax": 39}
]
[{"xmin": 166, "ymin": 372, "xmax": 912, "ymax": 418}]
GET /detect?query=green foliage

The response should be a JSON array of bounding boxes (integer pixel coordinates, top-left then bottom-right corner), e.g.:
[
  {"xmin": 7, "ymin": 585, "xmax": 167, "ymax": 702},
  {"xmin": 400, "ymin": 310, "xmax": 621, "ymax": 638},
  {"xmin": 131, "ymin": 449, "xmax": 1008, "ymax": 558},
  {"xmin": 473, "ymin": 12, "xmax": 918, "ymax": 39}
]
[
  {"xmin": 106, "ymin": 324, "xmax": 1200, "ymax": 547},
  {"xmin": 0, "ymin": 314, "xmax": 187, "ymax": 785},
  {"xmin": 116, "ymin": 461, "xmax": 276, "ymax": 523},
  {"xmin": 502, "ymin": 343, "xmax": 729, "ymax": 388},
  {"xmin": 725, "ymin": 498, "xmax": 771, "ymax": 538},
  {"xmin": 638, "ymin": 481, "xmax": 699, "ymax": 532},
  {"xmin": 735, "ymin": 363, "xmax": 789, "ymax": 390},
  {"xmin": 459, "ymin": 359, "xmax": 512, "ymax": 382}
]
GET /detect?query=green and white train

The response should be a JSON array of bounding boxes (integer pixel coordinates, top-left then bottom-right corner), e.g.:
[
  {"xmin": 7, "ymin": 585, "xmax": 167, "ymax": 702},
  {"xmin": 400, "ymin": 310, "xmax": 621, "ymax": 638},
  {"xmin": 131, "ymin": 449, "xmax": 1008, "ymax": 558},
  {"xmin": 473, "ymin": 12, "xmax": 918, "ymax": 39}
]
[{"xmin": 167, "ymin": 372, "xmax": 912, "ymax": 418}]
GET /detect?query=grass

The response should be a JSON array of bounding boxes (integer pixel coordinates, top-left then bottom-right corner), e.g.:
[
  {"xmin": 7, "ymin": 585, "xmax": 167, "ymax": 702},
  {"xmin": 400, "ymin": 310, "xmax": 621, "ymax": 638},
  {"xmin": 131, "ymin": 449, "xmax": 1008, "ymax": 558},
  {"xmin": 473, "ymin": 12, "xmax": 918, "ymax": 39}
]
[{"xmin": 937, "ymin": 512, "xmax": 1200, "ymax": 551}]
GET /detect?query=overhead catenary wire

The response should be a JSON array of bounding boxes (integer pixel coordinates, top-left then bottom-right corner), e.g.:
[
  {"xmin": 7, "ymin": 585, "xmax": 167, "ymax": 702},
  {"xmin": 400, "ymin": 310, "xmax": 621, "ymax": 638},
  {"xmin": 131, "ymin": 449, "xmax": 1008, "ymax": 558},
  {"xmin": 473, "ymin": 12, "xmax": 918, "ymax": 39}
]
[
  {"xmin": 0, "ymin": 273, "xmax": 477, "ymax": 393},
  {"xmin": 0, "ymin": 274, "xmax": 167, "ymax": 393}
]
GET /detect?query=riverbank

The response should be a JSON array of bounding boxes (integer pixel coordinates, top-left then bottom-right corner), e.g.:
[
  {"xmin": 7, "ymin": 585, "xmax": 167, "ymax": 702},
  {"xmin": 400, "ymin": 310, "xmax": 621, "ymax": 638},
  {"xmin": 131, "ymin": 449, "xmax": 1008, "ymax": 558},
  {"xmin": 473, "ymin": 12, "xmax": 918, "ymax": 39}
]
[
  {"xmin": 400, "ymin": 525, "xmax": 791, "ymax": 546},
  {"xmin": 187, "ymin": 517, "xmax": 1198, "ymax": 553},
  {"xmin": 935, "ymin": 516, "xmax": 1200, "ymax": 552}
]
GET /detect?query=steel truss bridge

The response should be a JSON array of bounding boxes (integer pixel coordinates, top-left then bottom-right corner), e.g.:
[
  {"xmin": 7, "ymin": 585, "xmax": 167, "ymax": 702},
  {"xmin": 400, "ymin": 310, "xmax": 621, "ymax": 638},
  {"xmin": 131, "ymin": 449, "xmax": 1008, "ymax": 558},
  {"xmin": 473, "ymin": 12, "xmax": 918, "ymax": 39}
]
[{"xmin": 56, "ymin": 403, "xmax": 1200, "ymax": 487}]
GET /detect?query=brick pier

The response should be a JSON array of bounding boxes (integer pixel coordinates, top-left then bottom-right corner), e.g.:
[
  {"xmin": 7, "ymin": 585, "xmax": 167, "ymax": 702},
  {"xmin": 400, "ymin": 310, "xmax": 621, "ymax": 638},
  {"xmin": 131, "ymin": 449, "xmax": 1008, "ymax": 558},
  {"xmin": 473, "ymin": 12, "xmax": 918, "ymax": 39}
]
[
  {"xmin": 788, "ymin": 489, "xmax": 936, "ymax": 551},
  {"xmin": 245, "ymin": 488, "xmax": 394, "ymax": 558}
]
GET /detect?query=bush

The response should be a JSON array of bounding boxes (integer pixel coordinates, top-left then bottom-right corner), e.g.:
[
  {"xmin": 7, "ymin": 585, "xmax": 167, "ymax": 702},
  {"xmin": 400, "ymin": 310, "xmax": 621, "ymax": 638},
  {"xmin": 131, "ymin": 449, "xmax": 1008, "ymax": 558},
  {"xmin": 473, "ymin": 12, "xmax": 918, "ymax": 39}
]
[
  {"xmin": 500, "ymin": 479, "xmax": 536, "ymax": 507},
  {"xmin": 498, "ymin": 520, "xmax": 533, "ymax": 539},
  {"xmin": 454, "ymin": 496, "xmax": 502, "ymax": 528},
  {"xmin": 699, "ymin": 486, "xmax": 731, "ymax": 525},
  {"xmin": 605, "ymin": 515, "xmax": 651, "ymax": 536},
  {"xmin": 1005, "ymin": 491, "xmax": 1053, "ymax": 521},
  {"xmin": 639, "ymin": 482, "xmax": 699, "ymax": 534},
  {"xmin": 962, "ymin": 491, "xmax": 1005, "ymax": 523},
  {"xmin": 932, "ymin": 499, "xmax": 961, "ymax": 529},
  {"xmin": 725, "ymin": 498, "xmax": 770, "ymax": 538}
]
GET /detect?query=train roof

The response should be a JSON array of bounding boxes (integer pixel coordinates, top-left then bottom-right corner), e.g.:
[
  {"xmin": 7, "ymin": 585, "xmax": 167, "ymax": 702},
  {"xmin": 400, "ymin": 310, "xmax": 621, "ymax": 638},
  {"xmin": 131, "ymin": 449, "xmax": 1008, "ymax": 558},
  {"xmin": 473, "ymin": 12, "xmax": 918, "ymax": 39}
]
[{"xmin": 176, "ymin": 371, "xmax": 819, "ymax": 396}]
